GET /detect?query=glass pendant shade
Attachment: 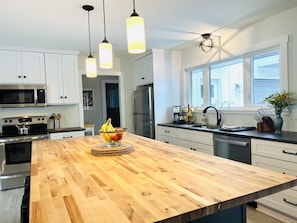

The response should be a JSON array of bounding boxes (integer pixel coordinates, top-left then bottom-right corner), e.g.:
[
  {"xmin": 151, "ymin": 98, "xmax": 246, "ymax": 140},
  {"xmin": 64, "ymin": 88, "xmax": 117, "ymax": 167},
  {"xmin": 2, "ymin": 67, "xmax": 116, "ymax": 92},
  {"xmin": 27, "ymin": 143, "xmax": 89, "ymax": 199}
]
[
  {"xmin": 99, "ymin": 41, "xmax": 113, "ymax": 69},
  {"xmin": 126, "ymin": 15, "xmax": 146, "ymax": 54},
  {"xmin": 85, "ymin": 57, "xmax": 97, "ymax": 78}
]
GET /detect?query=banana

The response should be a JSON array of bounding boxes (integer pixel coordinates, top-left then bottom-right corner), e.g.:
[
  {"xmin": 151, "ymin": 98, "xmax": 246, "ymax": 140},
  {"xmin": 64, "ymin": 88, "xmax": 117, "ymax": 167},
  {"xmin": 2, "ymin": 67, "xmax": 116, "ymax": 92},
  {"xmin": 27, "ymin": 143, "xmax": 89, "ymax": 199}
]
[{"xmin": 100, "ymin": 118, "xmax": 114, "ymax": 142}]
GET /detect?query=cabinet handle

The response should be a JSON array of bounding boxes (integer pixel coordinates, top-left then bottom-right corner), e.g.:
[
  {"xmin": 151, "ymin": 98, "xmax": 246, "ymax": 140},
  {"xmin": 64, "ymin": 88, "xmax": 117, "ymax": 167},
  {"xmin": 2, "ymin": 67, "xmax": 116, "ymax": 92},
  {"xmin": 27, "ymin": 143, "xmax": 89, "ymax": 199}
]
[
  {"xmin": 60, "ymin": 96, "xmax": 63, "ymax": 99},
  {"xmin": 63, "ymin": 136, "xmax": 73, "ymax": 139},
  {"xmin": 23, "ymin": 75, "xmax": 26, "ymax": 78},
  {"xmin": 164, "ymin": 130, "xmax": 170, "ymax": 133},
  {"xmin": 64, "ymin": 96, "xmax": 67, "ymax": 99},
  {"xmin": 164, "ymin": 141, "xmax": 169, "ymax": 144},
  {"xmin": 282, "ymin": 150, "xmax": 297, "ymax": 156},
  {"xmin": 18, "ymin": 75, "xmax": 22, "ymax": 78},
  {"xmin": 283, "ymin": 198, "xmax": 297, "ymax": 206},
  {"xmin": 141, "ymin": 77, "xmax": 145, "ymax": 80}
]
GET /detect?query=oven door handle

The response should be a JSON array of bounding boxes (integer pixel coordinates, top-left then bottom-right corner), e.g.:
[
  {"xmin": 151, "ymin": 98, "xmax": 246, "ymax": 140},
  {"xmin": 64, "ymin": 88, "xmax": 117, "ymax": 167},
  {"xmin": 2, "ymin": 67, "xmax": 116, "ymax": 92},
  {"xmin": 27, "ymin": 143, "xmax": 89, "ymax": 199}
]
[{"xmin": 214, "ymin": 137, "xmax": 249, "ymax": 147}]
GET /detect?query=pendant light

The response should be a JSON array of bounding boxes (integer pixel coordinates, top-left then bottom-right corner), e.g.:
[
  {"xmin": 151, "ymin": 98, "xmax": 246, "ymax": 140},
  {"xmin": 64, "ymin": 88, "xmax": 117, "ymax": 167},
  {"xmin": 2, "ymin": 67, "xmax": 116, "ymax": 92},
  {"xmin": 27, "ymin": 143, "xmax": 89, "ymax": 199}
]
[
  {"xmin": 126, "ymin": 0, "xmax": 146, "ymax": 54},
  {"xmin": 99, "ymin": 0, "xmax": 113, "ymax": 69},
  {"xmin": 83, "ymin": 5, "xmax": 97, "ymax": 78}
]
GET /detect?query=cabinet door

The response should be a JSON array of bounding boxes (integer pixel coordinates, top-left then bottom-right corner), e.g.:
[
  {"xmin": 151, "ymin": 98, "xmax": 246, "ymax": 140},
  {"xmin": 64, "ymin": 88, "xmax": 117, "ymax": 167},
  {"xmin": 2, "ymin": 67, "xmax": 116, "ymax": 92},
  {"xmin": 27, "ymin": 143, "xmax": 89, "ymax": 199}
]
[
  {"xmin": 21, "ymin": 52, "xmax": 45, "ymax": 84},
  {"xmin": 45, "ymin": 54, "xmax": 79, "ymax": 105},
  {"xmin": 0, "ymin": 50, "xmax": 22, "ymax": 84},
  {"xmin": 252, "ymin": 139, "xmax": 297, "ymax": 163},
  {"xmin": 159, "ymin": 135, "xmax": 178, "ymax": 145},
  {"xmin": 45, "ymin": 53, "xmax": 64, "ymax": 104},
  {"xmin": 178, "ymin": 139, "xmax": 213, "ymax": 154},
  {"xmin": 134, "ymin": 54, "xmax": 153, "ymax": 86},
  {"xmin": 50, "ymin": 131, "xmax": 85, "ymax": 140},
  {"xmin": 61, "ymin": 55, "xmax": 79, "ymax": 104},
  {"xmin": 0, "ymin": 50, "xmax": 45, "ymax": 84}
]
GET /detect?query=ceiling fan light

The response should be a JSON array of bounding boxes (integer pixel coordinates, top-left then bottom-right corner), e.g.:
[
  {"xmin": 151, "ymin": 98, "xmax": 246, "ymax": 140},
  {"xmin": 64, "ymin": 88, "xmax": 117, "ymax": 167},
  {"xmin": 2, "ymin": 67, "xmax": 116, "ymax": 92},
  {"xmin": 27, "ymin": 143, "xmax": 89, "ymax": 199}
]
[
  {"xmin": 99, "ymin": 41, "xmax": 113, "ymax": 69},
  {"xmin": 199, "ymin": 33, "xmax": 214, "ymax": 53},
  {"xmin": 86, "ymin": 56, "xmax": 97, "ymax": 78},
  {"xmin": 126, "ymin": 15, "xmax": 146, "ymax": 54}
]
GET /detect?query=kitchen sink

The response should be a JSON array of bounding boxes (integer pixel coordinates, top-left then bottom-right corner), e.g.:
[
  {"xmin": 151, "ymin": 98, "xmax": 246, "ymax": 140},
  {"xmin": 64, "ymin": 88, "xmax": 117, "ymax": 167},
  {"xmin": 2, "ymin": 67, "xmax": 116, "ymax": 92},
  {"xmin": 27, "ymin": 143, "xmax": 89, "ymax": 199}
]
[{"xmin": 190, "ymin": 123, "xmax": 220, "ymax": 129}]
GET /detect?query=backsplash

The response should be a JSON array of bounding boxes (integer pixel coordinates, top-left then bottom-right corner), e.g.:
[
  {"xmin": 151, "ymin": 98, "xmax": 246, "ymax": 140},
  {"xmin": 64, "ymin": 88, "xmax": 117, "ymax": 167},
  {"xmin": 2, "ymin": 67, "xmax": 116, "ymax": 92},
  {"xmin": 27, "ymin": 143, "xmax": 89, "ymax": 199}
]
[{"xmin": 0, "ymin": 104, "xmax": 81, "ymax": 131}]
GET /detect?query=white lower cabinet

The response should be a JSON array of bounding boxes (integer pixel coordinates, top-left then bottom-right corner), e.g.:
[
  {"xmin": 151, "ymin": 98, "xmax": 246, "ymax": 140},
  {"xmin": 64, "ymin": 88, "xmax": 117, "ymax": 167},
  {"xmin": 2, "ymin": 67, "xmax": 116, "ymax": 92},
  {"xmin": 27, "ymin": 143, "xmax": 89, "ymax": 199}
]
[
  {"xmin": 177, "ymin": 129, "xmax": 213, "ymax": 154},
  {"xmin": 49, "ymin": 131, "xmax": 85, "ymax": 140},
  {"xmin": 252, "ymin": 139, "xmax": 297, "ymax": 222},
  {"xmin": 158, "ymin": 126, "xmax": 178, "ymax": 145},
  {"xmin": 158, "ymin": 126, "xmax": 213, "ymax": 154}
]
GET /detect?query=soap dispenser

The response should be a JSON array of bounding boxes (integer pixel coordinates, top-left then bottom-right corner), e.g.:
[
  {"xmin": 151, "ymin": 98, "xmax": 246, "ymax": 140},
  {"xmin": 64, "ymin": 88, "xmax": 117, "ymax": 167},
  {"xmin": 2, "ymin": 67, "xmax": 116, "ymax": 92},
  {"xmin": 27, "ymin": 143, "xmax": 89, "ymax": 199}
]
[{"xmin": 202, "ymin": 114, "xmax": 208, "ymax": 127}]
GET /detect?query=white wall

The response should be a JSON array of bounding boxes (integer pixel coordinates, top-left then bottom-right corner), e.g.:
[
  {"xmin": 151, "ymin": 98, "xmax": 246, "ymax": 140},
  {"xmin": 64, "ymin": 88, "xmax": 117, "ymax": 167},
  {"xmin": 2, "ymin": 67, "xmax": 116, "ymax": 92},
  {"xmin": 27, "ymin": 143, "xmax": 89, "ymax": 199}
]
[
  {"xmin": 179, "ymin": 6, "xmax": 297, "ymax": 131},
  {"xmin": 0, "ymin": 104, "xmax": 81, "ymax": 130}
]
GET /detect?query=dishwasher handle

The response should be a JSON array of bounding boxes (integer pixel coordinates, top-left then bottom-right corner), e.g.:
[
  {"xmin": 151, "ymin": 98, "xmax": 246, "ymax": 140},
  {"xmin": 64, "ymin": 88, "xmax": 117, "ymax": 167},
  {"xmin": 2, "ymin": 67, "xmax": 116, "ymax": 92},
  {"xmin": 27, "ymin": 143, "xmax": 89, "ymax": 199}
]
[{"xmin": 214, "ymin": 137, "xmax": 249, "ymax": 147}]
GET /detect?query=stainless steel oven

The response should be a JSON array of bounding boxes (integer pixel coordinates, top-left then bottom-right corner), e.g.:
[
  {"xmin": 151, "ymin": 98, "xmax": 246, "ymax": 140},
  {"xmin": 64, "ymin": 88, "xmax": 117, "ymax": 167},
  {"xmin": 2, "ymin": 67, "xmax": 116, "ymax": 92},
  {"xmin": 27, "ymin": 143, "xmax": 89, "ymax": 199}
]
[{"xmin": 0, "ymin": 116, "xmax": 48, "ymax": 190}]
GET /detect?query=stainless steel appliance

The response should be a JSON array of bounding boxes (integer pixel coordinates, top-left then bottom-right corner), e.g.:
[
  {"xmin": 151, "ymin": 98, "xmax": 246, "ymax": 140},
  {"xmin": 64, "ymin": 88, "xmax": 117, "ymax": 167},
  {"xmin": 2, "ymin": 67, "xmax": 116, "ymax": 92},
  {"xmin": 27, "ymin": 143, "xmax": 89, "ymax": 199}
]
[
  {"xmin": 133, "ymin": 85, "xmax": 155, "ymax": 139},
  {"xmin": 0, "ymin": 116, "xmax": 48, "ymax": 190},
  {"xmin": 213, "ymin": 133, "xmax": 258, "ymax": 208},
  {"xmin": 173, "ymin": 106, "xmax": 184, "ymax": 124},
  {"xmin": 0, "ymin": 85, "xmax": 46, "ymax": 108},
  {"xmin": 213, "ymin": 133, "xmax": 251, "ymax": 164}
]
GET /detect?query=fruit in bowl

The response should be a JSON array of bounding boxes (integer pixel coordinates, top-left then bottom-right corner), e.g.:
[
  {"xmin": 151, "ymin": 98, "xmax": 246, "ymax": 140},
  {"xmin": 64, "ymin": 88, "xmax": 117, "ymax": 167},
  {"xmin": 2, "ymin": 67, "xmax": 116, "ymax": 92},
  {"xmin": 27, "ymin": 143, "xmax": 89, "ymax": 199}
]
[{"xmin": 99, "ymin": 118, "xmax": 127, "ymax": 147}]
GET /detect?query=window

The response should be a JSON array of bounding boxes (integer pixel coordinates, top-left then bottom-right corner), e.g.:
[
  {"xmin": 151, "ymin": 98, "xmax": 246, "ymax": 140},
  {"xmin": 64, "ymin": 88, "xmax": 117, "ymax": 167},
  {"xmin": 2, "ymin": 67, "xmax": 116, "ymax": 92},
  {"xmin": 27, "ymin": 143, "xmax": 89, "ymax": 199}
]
[
  {"xmin": 210, "ymin": 58, "xmax": 243, "ymax": 107},
  {"xmin": 190, "ymin": 69, "xmax": 204, "ymax": 106},
  {"xmin": 252, "ymin": 50, "xmax": 280, "ymax": 106},
  {"xmin": 188, "ymin": 48, "xmax": 282, "ymax": 109}
]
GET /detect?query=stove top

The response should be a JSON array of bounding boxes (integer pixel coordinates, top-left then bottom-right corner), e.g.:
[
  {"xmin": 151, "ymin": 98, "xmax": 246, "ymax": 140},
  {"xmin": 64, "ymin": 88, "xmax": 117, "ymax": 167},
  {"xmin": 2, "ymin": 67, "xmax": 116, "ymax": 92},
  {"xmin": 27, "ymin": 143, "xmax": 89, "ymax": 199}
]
[{"xmin": 1, "ymin": 115, "xmax": 48, "ymax": 137}]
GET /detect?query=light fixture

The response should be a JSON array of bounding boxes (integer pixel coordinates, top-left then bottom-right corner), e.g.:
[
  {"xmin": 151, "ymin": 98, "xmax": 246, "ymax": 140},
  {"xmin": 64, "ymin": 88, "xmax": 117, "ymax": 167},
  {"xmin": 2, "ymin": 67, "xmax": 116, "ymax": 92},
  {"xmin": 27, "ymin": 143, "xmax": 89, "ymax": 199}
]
[
  {"xmin": 199, "ymin": 33, "xmax": 214, "ymax": 53},
  {"xmin": 83, "ymin": 5, "xmax": 97, "ymax": 78},
  {"xmin": 126, "ymin": 0, "xmax": 146, "ymax": 54},
  {"xmin": 99, "ymin": 0, "xmax": 113, "ymax": 69}
]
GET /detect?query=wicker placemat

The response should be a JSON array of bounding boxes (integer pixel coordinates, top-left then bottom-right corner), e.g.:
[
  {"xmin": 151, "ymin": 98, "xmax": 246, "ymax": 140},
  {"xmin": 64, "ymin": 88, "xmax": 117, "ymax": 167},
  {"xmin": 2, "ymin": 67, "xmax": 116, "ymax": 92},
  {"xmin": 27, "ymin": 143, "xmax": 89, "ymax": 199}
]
[{"xmin": 91, "ymin": 144, "xmax": 134, "ymax": 156}]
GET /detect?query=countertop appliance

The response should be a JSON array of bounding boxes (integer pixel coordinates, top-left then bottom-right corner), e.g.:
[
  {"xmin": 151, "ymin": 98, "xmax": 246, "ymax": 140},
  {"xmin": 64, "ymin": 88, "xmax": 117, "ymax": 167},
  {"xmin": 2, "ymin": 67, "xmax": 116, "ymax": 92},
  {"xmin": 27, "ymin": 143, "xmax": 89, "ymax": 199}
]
[
  {"xmin": 0, "ymin": 84, "xmax": 46, "ymax": 108},
  {"xmin": 133, "ymin": 85, "xmax": 155, "ymax": 139},
  {"xmin": 0, "ymin": 115, "xmax": 48, "ymax": 190},
  {"xmin": 173, "ymin": 105, "xmax": 185, "ymax": 124}
]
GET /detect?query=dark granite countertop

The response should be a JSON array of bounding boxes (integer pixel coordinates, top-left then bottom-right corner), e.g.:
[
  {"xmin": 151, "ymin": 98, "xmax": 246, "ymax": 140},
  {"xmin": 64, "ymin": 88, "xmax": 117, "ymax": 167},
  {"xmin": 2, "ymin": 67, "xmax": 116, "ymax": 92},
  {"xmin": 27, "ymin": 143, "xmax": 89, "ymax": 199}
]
[
  {"xmin": 158, "ymin": 123, "xmax": 297, "ymax": 144},
  {"xmin": 47, "ymin": 127, "xmax": 85, "ymax": 133}
]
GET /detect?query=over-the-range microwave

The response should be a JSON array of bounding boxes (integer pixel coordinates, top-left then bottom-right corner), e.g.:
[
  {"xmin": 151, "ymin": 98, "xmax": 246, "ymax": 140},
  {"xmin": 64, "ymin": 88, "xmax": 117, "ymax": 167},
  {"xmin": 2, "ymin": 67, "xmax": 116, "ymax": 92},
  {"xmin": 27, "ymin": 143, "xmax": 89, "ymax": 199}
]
[{"xmin": 0, "ymin": 85, "xmax": 47, "ymax": 108}]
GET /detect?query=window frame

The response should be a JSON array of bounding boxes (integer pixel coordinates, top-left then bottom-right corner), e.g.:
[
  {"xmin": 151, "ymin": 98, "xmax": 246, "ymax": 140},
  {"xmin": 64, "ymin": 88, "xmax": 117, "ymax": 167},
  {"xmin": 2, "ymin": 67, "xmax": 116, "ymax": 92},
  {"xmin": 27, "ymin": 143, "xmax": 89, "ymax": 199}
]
[{"xmin": 183, "ymin": 35, "xmax": 289, "ymax": 112}]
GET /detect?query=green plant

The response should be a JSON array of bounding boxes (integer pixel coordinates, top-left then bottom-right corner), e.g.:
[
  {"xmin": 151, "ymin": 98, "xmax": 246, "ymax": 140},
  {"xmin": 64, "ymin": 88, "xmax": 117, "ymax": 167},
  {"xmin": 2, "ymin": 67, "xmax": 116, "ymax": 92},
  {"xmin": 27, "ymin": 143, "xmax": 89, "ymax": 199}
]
[{"xmin": 263, "ymin": 91, "xmax": 296, "ymax": 113}]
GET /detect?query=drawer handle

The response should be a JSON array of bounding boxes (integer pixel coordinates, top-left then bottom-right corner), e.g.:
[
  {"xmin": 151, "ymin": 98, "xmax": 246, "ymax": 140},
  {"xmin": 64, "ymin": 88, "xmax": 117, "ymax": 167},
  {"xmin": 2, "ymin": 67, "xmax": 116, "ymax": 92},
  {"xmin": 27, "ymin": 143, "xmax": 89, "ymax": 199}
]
[
  {"xmin": 164, "ymin": 141, "xmax": 169, "ymax": 144},
  {"xmin": 283, "ymin": 198, "xmax": 297, "ymax": 206},
  {"xmin": 164, "ymin": 130, "xmax": 170, "ymax": 133},
  {"xmin": 63, "ymin": 136, "xmax": 73, "ymax": 139},
  {"xmin": 282, "ymin": 150, "xmax": 297, "ymax": 156}
]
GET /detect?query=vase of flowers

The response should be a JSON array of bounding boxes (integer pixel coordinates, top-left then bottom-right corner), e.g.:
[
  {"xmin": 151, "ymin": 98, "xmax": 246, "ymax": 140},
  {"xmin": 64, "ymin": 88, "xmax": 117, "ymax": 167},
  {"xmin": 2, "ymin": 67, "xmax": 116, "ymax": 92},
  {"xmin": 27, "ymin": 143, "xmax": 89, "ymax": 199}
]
[{"xmin": 263, "ymin": 91, "xmax": 296, "ymax": 134}]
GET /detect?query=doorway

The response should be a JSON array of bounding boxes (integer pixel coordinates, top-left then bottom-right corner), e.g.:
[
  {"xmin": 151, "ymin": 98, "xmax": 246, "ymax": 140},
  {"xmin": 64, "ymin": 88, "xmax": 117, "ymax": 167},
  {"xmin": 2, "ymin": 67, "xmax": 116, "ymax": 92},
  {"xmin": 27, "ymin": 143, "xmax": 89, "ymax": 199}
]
[{"xmin": 105, "ymin": 83, "xmax": 120, "ymax": 127}]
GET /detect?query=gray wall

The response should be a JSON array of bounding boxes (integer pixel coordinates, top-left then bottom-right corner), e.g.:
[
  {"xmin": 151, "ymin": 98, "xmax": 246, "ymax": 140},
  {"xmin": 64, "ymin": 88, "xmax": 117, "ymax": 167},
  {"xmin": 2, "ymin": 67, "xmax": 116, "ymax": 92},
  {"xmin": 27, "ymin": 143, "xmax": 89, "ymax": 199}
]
[{"xmin": 82, "ymin": 75, "xmax": 118, "ymax": 135}]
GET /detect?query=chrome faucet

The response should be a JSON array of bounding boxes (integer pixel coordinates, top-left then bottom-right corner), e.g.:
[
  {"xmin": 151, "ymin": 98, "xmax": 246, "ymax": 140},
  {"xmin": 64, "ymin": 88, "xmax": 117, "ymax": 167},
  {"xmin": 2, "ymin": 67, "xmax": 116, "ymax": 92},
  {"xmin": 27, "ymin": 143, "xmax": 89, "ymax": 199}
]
[{"xmin": 202, "ymin": 106, "xmax": 222, "ymax": 126}]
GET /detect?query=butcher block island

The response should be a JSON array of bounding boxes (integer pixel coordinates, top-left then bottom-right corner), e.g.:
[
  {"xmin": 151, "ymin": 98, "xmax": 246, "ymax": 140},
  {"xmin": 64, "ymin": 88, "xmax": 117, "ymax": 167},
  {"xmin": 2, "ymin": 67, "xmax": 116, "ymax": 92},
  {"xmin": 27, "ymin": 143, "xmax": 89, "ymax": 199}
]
[{"xmin": 30, "ymin": 134, "xmax": 297, "ymax": 223}]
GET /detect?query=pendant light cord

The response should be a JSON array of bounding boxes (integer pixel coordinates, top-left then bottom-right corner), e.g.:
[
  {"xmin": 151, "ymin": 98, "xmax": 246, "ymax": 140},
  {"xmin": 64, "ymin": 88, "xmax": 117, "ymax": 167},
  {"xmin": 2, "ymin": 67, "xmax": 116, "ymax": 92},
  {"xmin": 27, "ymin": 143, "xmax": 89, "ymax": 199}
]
[
  {"xmin": 87, "ymin": 10, "xmax": 92, "ymax": 57},
  {"xmin": 131, "ymin": 0, "xmax": 138, "ymax": 16},
  {"xmin": 102, "ymin": 0, "xmax": 107, "ymax": 42}
]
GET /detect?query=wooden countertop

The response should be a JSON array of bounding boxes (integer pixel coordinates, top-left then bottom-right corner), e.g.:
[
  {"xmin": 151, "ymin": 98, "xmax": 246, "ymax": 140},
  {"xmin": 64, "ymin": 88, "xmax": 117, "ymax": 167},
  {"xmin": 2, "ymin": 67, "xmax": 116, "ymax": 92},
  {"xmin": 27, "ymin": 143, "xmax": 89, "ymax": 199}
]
[{"xmin": 30, "ymin": 134, "xmax": 297, "ymax": 223}]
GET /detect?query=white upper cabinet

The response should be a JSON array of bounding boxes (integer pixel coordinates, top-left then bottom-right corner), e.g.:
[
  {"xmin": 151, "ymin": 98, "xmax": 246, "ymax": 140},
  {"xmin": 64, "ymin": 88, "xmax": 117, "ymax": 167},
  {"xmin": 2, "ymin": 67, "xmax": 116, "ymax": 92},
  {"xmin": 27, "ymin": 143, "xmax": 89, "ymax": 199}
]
[
  {"xmin": 0, "ymin": 50, "xmax": 45, "ymax": 84},
  {"xmin": 45, "ymin": 53, "xmax": 79, "ymax": 105},
  {"xmin": 134, "ymin": 53, "xmax": 153, "ymax": 86}
]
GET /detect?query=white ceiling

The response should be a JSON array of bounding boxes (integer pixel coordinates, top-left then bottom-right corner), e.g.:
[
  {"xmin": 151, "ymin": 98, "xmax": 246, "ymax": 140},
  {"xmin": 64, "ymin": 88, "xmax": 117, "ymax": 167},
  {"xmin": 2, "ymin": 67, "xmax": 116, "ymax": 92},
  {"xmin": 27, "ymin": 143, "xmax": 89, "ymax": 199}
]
[{"xmin": 1, "ymin": 0, "xmax": 297, "ymax": 56}]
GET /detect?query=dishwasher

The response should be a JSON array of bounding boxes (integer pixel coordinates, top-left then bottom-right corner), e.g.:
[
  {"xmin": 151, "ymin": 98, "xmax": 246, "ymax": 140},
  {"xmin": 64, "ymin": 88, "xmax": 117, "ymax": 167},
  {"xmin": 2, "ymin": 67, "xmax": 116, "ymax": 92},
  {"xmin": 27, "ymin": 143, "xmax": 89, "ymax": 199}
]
[{"xmin": 213, "ymin": 133, "xmax": 251, "ymax": 164}]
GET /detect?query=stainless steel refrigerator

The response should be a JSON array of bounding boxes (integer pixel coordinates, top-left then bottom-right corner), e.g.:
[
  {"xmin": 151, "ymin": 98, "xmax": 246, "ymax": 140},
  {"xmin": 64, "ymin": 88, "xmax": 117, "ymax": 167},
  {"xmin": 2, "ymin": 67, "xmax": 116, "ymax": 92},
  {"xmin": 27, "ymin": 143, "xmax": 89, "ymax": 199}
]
[{"xmin": 133, "ymin": 85, "xmax": 155, "ymax": 139}]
